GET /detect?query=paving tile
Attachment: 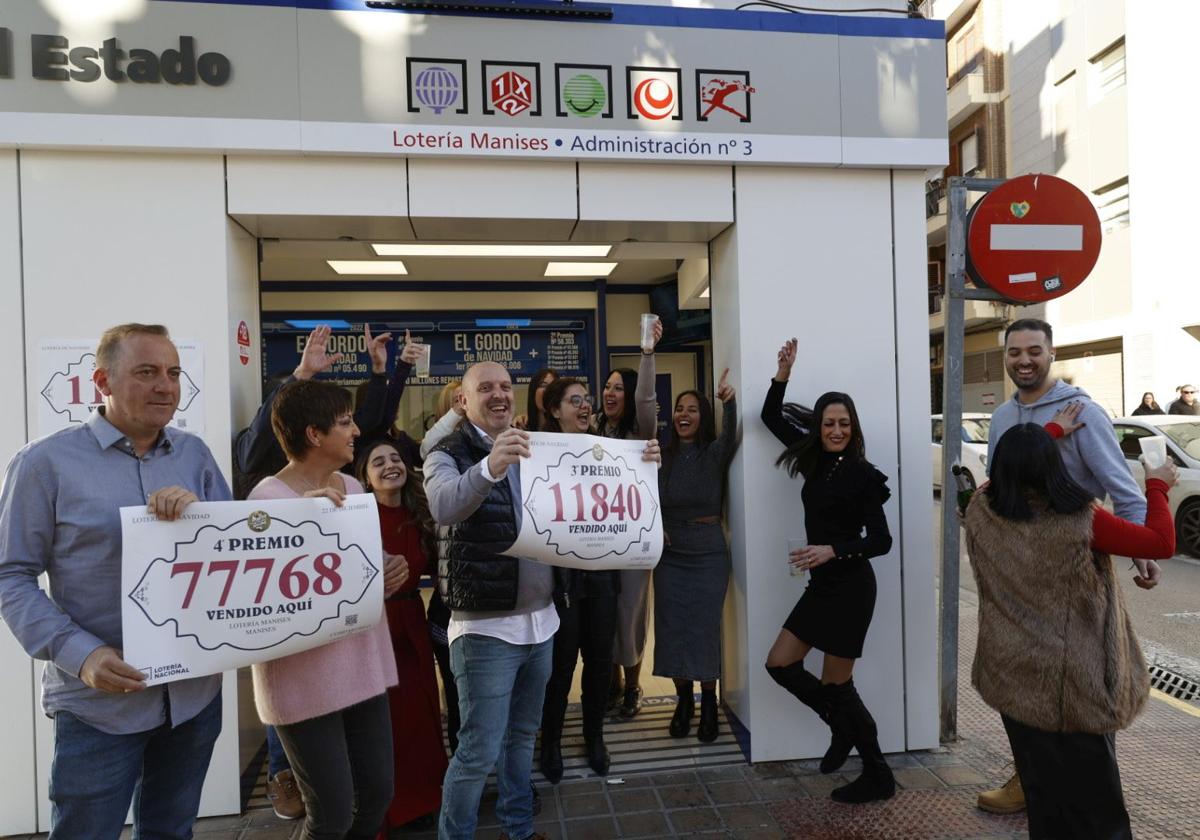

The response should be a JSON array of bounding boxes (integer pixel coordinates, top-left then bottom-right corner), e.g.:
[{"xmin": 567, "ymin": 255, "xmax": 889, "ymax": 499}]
[
  {"xmin": 705, "ymin": 780, "xmax": 756, "ymax": 805},
  {"xmin": 605, "ymin": 774, "xmax": 654, "ymax": 788},
  {"xmin": 240, "ymin": 823, "xmax": 297, "ymax": 840},
  {"xmin": 559, "ymin": 816, "xmax": 618, "ymax": 840},
  {"xmin": 781, "ymin": 758, "xmax": 823, "ymax": 775},
  {"xmin": 893, "ymin": 766, "xmax": 946, "ymax": 790},
  {"xmin": 668, "ymin": 806, "xmax": 722, "ymax": 833},
  {"xmin": 617, "ymin": 810, "xmax": 671, "ymax": 838},
  {"xmin": 913, "ymin": 749, "xmax": 968, "ymax": 767},
  {"xmin": 929, "ymin": 764, "xmax": 989, "ymax": 786},
  {"xmin": 655, "ymin": 770, "xmax": 699, "ymax": 787},
  {"xmin": 557, "ymin": 779, "xmax": 605, "ymax": 796},
  {"xmin": 697, "ymin": 764, "xmax": 746, "ymax": 782},
  {"xmin": 559, "ymin": 792, "xmax": 610, "ymax": 818},
  {"xmin": 745, "ymin": 761, "xmax": 793, "ymax": 779},
  {"xmin": 731, "ymin": 826, "xmax": 788, "ymax": 840},
  {"xmin": 884, "ymin": 752, "xmax": 924, "ymax": 768},
  {"xmin": 749, "ymin": 777, "xmax": 805, "ymax": 801},
  {"xmin": 718, "ymin": 803, "xmax": 779, "ymax": 830},
  {"xmin": 796, "ymin": 773, "xmax": 847, "ymax": 798},
  {"xmin": 609, "ymin": 788, "xmax": 659, "ymax": 812},
  {"xmin": 658, "ymin": 783, "xmax": 711, "ymax": 809},
  {"xmin": 193, "ymin": 815, "xmax": 247, "ymax": 834}
]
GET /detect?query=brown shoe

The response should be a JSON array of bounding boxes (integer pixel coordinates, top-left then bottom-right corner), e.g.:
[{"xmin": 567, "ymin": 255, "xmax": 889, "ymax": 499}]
[
  {"xmin": 977, "ymin": 771, "xmax": 1025, "ymax": 814},
  {"xmin": 266, "ymin": 769, "xmax": 305, "ymax": 820}
]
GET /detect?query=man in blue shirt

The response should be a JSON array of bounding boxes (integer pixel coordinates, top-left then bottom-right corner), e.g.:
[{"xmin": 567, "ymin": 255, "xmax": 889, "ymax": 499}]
[{"xmin": 0, "ymin": 323, "xmax": 231, "ymax": 839}]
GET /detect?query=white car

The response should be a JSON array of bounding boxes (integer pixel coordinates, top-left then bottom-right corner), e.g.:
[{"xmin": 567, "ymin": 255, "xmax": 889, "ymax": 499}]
[
  {"xmin": 1111, "ymin": 415, "xmax": 1200, "ymax": 558},
  {"xmin": 932, "ymin": 413, "xmax": 991, "ymax": 492}
]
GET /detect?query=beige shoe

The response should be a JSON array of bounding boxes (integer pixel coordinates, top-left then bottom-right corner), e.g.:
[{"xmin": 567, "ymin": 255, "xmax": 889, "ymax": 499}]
[
  {"xmin": 977, "ymin": 771, "xmax": 1025, "ymax": 814},
  {"xmin": 266, "ymin": 769, "xmax": 306, "ymax": 820}
]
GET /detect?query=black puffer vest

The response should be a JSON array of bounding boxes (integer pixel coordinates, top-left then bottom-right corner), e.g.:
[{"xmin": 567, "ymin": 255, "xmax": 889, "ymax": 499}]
[{"xmin": 434, "ymin": 424, "xmax": 522, "ymax": 611}]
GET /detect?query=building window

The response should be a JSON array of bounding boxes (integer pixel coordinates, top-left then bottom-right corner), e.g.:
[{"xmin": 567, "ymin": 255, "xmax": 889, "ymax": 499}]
[
  {"xmin": 1089, "ymin": 39, "xmax": 1126, "ymax": 104},
  {"xmin": 1094, "ymin": 178, "xmax": 1130, "ymax": 233},
  {"xmin": 959, "ymin": 132, "xmax": 979, "ymax": 176},
  {"xmin": 948, "ymin": 21, "xmax": 981, "ymax": 84}
]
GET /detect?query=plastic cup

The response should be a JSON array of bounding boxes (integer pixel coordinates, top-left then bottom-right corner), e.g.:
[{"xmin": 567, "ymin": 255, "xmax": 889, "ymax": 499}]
[
  {"xmin": 787, "ymin": 539, "xmax": 807, "ymax": 579},
  {"xmin": 415, "ymin": 344, "xmax": 431, "ymax": 379},
  {"xmin": 640, "ymin": 313, "xmax": 659, "ymax": 352},
  {"xmin": 1138, "ymin": 435, "xmax": 1167, "ymax": 469}
]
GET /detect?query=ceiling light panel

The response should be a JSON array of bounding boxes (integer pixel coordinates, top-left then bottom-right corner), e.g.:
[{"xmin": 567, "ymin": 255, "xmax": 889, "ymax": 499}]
[
  {"xmin": 372, "ymin": 243, "xmax": 611, "ymax": 258},
  {"xmin": 544, "ymin": 262, "xmax": 618, "ymax": 277},
  {"xmin": 327, "ymin": 260, "xmax": 408, "ymax": 275}
]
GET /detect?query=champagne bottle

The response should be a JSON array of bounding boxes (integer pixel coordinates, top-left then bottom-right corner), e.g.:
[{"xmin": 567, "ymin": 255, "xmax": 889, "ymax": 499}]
[{"xmin": 952, "ymin": 463, "xmax": 974, "ymax": 514}]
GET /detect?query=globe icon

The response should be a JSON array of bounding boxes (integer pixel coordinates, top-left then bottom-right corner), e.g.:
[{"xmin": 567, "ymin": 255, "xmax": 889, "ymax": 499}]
[{"xmin": 415, "ymin": 66, "xmax": 460, "ymax": 114}]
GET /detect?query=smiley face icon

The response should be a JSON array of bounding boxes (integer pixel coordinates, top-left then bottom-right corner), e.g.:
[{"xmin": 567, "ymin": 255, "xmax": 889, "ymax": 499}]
[{"xmin": 562, "ymin": 74, "xmax": 607, "ymax": 118}]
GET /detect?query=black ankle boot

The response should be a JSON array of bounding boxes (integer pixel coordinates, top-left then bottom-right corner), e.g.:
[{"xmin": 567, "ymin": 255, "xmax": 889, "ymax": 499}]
[
  {"xmin": 819, "ymin": 682, "xmax": 854, "ymax": 774},
  {"xmin": 669, "ymin": 693, "xmax": 694, "ymax": 737},
  {"xmin": 585, "ymin": 736, "xmax": 610, "ymax": 776},
  {"xmin": 539, "ymin": 736, "xmax": 563, "ymax": 784},
  {"xmin": 829, "ymin": 684, "xmax": 895, "ymax": 804},
  {"xmin": 697, "ymin": 691, "xmax": 719, "ymax": 743}
]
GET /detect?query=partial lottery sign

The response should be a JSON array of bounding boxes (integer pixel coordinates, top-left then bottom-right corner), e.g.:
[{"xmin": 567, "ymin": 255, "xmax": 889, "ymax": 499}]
[
  {"xmin": 122, "ymin": 495, "xmax": 383, "ymax": 686},
  {"xmin": 37, "ymin": 339, "xmax": 204, "ymax": 438},
  {"xmin": 507, "ymin": 432, "xmax": 663, "ymax": 571}
]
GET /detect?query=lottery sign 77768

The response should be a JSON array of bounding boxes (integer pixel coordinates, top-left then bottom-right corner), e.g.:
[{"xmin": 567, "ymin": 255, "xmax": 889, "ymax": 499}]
[{"xmin": 506, "ymin": 432, "xmax": 663, "ymax": 571}]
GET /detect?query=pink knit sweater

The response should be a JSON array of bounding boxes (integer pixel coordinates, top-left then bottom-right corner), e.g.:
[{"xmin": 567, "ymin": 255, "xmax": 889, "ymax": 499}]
[{"xmin": 247, "ymin": 475, "xmax": 398, "ymax": 726}]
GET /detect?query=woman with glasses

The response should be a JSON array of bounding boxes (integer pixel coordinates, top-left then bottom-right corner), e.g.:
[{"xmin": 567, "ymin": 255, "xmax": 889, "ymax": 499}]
[
  {"xmin": 537, "ymin": 377, "xmax": 621, "ymax": 781},
  {"xmin": 653, "ymin": 373, "xmax": 738, "ymax": 743},
  {"xmin": 248, "ymin": 380, "xmax": 406, "ymax": 838},
  {"xmin": 760, "ymin": 338, "xmax": 896, "ymax": 804}
]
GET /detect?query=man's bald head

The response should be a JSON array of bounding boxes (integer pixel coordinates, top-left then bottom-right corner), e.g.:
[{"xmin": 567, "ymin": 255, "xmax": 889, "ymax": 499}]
[{"xmin": 463, "ymin": 362, "xmax": 515, "ymax": 436}]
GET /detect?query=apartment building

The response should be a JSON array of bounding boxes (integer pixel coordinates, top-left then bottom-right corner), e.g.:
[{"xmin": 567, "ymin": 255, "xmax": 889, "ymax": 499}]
[{"xmin": 926, "ymin": 0, "xmax": 1200, "ymax": 417}]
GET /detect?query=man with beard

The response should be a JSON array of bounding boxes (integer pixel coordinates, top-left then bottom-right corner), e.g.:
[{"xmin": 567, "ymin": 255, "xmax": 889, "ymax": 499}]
[{"xmin": 975, "ymin": 318, "xmax": 1156, "ymax": 816}]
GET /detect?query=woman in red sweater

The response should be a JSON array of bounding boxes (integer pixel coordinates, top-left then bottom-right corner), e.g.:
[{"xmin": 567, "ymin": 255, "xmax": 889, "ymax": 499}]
[
  {"xmin": 355, "ymin": 439, "xmax": 448, "ymax": 833},
  {"xmin": 964, "ymin": 421, "xmax": 1176, "ymax": 840}
]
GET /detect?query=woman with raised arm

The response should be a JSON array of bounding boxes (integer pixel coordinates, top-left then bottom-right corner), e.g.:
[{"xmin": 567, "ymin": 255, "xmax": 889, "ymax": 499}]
[
  {"xmin": 964, "ymin": 423, "xmax": 1176, "ymax": 839},
  {"xmin": 654, "ymin": 371, "xmax": 738, "ymax": 743},
  {"xmin": 760, "ymin": 338, "xmax": 895, "ymax": 804},
  {"xmin": 537, "ymin": 377, "xmax": 621, "ymax": 781},
  {"xmin": 248, "ymin": 379, "xmax": 407, "ymax": 839},
  {"xmin": 596, "ymin": 318, "xmax": 662, "ymax": 718},
  {"xmin": 354, "ymin": 438, "xmax": 447, "ymax": 833}
]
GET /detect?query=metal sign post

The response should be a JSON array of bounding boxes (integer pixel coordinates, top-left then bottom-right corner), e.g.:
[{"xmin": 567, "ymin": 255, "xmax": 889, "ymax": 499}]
[{"xmin": 939, "ymin": 175, "xmax": 1005, "ymax": 742}]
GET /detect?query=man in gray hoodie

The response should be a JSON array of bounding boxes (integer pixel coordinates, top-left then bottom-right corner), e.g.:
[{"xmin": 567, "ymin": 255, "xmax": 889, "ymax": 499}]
[{"xmin": 977, "ymin": 317, "xmax": 1159, "ymax": 816}]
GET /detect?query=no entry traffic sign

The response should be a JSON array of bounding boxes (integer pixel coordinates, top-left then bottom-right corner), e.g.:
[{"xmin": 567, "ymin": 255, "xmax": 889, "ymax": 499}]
[{"xmin": 966, "ymin": 174, "xmax": 1101, "ymax": 303}]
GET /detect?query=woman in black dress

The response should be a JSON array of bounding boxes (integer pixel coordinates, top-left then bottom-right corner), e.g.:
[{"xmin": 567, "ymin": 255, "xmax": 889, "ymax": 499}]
[{"xmin": 760, "ymin": 338, "xmax": 895, "ymax": 804}]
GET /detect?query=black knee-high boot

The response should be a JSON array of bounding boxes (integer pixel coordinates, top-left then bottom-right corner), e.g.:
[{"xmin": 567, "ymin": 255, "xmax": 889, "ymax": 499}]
[
  {"xmin": 827, "ymin": 680, "xmax": 895, "ymax": 804},
  {"xmin": 765, "ymin": 663, "xmax": 852, "ymax": 773},
  {"xmin": 670, "ymin": 680, "xmax": 694, "ymax": 737}
]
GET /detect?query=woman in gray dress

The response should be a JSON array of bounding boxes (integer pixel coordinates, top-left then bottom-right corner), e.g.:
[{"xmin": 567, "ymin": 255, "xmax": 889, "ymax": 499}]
[
  {"xmin": 597, "ymin": 319, "xmax": 661, "ymax": 718},
  {"xmin": 653, "ymin": 371, "xmax": 738, "ymax": 741}
]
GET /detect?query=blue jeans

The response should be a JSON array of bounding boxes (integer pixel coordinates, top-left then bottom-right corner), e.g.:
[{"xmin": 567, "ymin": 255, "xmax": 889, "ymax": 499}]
[
  {"xmin": 49, "ymin": 690, "xmax": 222, "ymax": 840},
  {"xmin": 438, "ymin": 634, "xmax": 553, "ymax": 840},
  {"xmin": 265, "ymin": 725, "xmax": 290, "ymax": 777}
]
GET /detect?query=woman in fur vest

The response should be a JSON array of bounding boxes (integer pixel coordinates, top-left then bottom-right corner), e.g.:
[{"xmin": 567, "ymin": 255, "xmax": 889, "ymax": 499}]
[{"xmin": 964, "ymin": 422, "xmax": 1177, "ymax": 840}]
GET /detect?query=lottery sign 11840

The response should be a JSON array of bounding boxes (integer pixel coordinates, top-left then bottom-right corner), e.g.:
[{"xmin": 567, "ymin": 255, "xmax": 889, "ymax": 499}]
[
  {"xmin": 121, "ymin": 495, "xmax": 383, "ymax": 686},
  {"xmin": 507, "ymin": 432, "xmax": 663, "ymax": 571}
]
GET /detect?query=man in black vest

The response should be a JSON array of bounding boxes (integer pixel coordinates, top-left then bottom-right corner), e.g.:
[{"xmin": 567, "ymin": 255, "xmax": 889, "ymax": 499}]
[{"xmin": 424, "ymin": 361, "xmax": 558, "ymax": 840}]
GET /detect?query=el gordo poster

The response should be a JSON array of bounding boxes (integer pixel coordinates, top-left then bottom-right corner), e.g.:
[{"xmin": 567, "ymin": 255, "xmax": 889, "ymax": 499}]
[{"xmin": 507, "ymin": 432, "xmax": 663, "ymax": 571}]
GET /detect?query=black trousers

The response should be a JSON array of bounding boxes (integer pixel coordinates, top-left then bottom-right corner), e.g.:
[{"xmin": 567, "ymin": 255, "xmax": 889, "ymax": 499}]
[
  {"xmin": 1002, "ymin": 714, "xmax": 1132, "ymax": 840},
  {"xmin": 275, "ymin": 694, "xmax": 394, "ymax": 840},
  {"xmin": 542, "ymin": 594, "xmax": 619, "ymax": 741}
]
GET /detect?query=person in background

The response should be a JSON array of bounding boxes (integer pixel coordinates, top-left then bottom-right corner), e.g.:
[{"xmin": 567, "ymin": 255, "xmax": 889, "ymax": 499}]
[
  {"xmin": 597, "ymin": 319, "xmax": 662, "ymax": 719},
  {"xmin": 977, "ymin": 318, "xmax": 1154, "ymax": 815},
  {"xmin": 1130, "ymin": 392, "xmax": 1163, "ymax": 416},
  {"xmin": 514, "ymin": 368, "xmax": 558, "ymax": 432},
  {"xmin": 965, "ymin": 423, "xmax": 1177, "ymax": 839},
  {"xmin": 248, "ymin": 379, "xmax": 405, "ymax": 839},
  {"xmin": 1168, "ymin": 384, "xmax": 1199, "ymax": 416},
  {"xmin": 355, "ymin": 439, "xmax": 447, "ymax": 833},
  {"xmin": 0, "ymin": 324, "xmax": 230, "ymax": 839},
  {"xmin": 654, "ymin": 373, "xmax": 738, "ymax": 743},
  {"xmin": 537, "ymin": 377, "xmax": 618, "ymax": 782},
  {"xmin": 421, "ymin": 379, "xmax": 465, "ymax": 461},
  {"xmin": 761, "ymin": 338, "xmax": 896, "ymax": 804}
]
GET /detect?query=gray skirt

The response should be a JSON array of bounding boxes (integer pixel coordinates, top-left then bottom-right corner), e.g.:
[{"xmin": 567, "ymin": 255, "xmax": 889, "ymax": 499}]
[{"xmin": 651, "ymin": 522, "xmax": 730, "ymax": 683}]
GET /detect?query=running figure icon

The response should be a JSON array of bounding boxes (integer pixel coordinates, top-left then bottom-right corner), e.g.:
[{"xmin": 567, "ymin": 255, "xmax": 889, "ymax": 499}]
[{"xmin": 700, "ymin": 78, "xmax": 756, "ymax": 120}]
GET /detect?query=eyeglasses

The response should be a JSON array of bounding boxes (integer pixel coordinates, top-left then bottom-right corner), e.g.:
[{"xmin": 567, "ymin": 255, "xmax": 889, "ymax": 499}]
[
  {"xmin": 566, "ymin": 395, "xmax": 595, "ymax": 408},
  {"xmin": 1184, "ymin": 390, "xmax": 1197, "ymax": 395}
]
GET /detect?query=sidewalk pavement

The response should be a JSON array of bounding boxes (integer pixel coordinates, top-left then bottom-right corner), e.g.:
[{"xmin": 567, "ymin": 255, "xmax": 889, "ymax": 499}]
[{"xmin": 9, "ymin": 587, "xmax": 1199, "ymax": 839}]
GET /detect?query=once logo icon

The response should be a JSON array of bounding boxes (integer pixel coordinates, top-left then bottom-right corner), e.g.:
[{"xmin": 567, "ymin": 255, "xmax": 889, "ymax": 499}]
[
  {"xmin": 414, "ymin": 66, "xmax": 459, "ymax": 115},
  {"xmin": 491, "ymin": 70, "xmax": 533, "ymax": 116},
  {"xmin": 633, "ymin": 77, "xmax": 674, "ymax": 120},
  {"xmin": 562, "ymin": 73, "xmax": 606, "ymax": 117}
]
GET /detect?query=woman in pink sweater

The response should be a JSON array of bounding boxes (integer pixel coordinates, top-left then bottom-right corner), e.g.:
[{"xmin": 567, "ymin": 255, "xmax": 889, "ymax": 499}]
[{"xmin": 248, "ymin": 380, "xmax": 406, "ymax": 839}]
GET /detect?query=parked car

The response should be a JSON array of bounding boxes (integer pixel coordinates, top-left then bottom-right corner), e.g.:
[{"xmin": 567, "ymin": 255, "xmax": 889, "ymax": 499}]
[
  {"xmin": 932, "ymin": 413, "xmax": 991, "ymax": 491},
  {"xmin": 1111, "ymin": 416, "xmax": 1200, "ymax": 558}
]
